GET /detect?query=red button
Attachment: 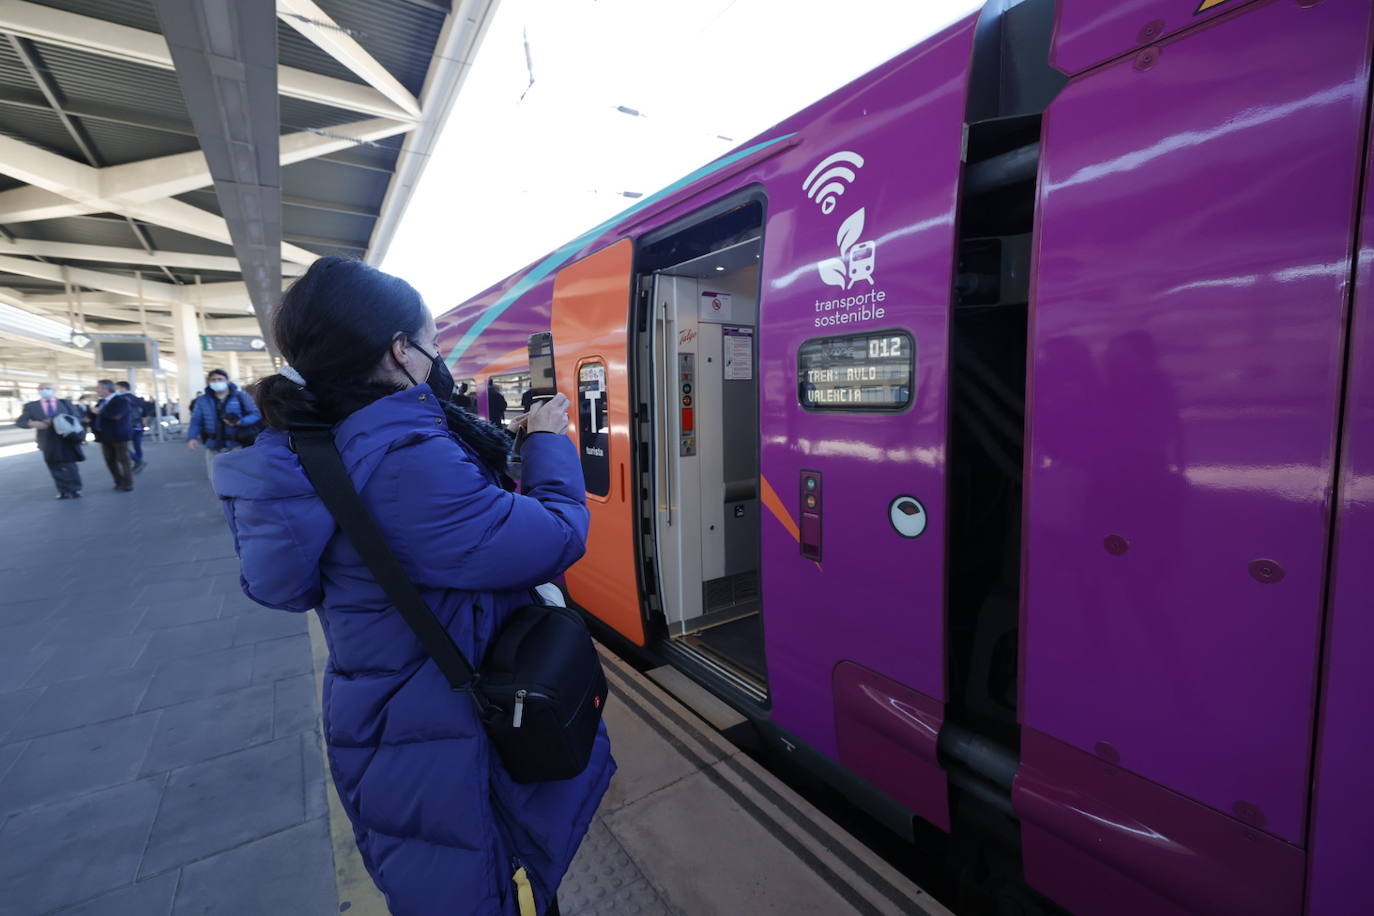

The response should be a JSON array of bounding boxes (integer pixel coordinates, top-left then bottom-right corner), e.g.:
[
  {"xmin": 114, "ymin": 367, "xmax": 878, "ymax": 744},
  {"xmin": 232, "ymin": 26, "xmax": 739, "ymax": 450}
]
[{"xmin": 681, "ymin": 408, "xmax": 694, "ymax": 431}]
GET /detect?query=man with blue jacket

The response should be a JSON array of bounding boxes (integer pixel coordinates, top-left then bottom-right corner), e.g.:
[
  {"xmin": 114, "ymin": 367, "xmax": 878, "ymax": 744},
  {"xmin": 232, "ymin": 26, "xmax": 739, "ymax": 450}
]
[
  {"xmin": 186, "ymin": 368, "xmax": 260, "ymax": 479},
  {"xmin": 90, "ymin": 378, "xmax": 135, "ymax": 491}
]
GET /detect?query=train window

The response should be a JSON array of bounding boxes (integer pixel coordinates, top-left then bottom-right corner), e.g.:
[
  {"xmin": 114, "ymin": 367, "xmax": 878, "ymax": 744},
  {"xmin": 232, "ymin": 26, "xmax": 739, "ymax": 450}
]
[
  {"xmin": 797, "ymin": 329, "xmax": 915, "ymax": 411},
  {"xmin": 577, "ymin": 360, "xmax": 610, "ymax": 496},
  {"xmin": 487, "ymin": 371, "xmax": 529, "ymax": 420}
]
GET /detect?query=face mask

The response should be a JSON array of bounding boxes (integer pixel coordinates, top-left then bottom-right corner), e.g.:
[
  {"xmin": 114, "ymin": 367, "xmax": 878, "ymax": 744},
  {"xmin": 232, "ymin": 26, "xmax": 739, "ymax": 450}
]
[
  {"xmin": 400, "ymin": 339, "xmax": 455, "ymax": 403},
  {"xmin": 209, "ymin": 381, "xmax": 229, "ymax": 393},
  {"xmin": 38, "ymin": 387, "xmax": 54, "ymax": 398}
]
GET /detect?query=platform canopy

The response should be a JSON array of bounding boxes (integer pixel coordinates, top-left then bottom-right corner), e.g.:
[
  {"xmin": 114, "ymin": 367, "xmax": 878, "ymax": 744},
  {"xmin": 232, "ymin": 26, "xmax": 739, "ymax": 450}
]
[{"xmin": 0, "ymin": 0, "xmax": 494, "ymax": 410}]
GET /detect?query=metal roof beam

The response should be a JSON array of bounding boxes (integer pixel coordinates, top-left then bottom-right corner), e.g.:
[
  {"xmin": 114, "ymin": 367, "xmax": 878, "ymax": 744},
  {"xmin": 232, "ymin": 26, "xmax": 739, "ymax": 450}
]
[
  {"xmin": 6, "ymin": 36, "xmax": 103, "ymax": 169},
  {"xmin": 0, "ymin": 118, "xmax": 412, "ymax": 227},
  {"xmin": 153, "ymin": 0, "xmax": 282, "ymax": 344},
  {"xmin": 0, "ymin": 133, "xmax": 318, "ymax": 264},
  {"xmin": 0, "ymin": 0, "xmax": 419, "ymax": 121},
  {"xmin": 278, "ymin": 0, "xmax": 422, "ymax": 119},
  {"xmin": 0, "ymin": 327, "xmax": 92, "ymax": 359},
  {"xmin": 0, "ymin": 238, "xmax": 304, "ymax": 275},
  {"xmin": 283, "ymin": 232, "xmax": 367, "ymax": 251},
  {"xmin": 103, "ymin": 118, "xmax": 415, "ymax": 204},
  {"xmin": 0, "ymin": 254, "xmax": 184, "ymax": 303},
  {"xmin": 368, "ymin": 0, "xmax": 497, "ymax": 264}
]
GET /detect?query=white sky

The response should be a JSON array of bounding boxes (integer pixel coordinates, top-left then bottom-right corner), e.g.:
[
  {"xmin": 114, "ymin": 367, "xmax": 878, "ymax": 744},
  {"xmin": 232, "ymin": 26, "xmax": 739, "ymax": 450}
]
[{"xmin": 382, "ymin": 0, "xmax": 982, "ymax": 315}]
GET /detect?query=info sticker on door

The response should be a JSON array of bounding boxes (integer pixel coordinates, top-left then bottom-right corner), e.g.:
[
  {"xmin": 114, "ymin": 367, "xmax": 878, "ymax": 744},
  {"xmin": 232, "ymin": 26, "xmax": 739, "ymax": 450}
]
[{"xmin": 700, "ymin": 290, "xmax": 733, "ymax": 322}]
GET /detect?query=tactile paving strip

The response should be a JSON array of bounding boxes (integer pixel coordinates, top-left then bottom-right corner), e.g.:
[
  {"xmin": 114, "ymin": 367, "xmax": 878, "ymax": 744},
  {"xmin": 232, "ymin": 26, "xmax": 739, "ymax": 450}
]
[{"xmin": 558, "ymin": 820, "xmax": 676, "ymax": 915}]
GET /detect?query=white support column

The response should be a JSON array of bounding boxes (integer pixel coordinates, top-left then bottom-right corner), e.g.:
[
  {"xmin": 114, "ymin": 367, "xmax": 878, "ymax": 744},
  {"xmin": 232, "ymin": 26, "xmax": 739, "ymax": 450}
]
[
  {"xmin": 226, "ymin": 351, "xmax": 240, "ymax": 385},
  {"xmin": 171, "ymin": 298, "xmax": 203, "ymax": 432}
]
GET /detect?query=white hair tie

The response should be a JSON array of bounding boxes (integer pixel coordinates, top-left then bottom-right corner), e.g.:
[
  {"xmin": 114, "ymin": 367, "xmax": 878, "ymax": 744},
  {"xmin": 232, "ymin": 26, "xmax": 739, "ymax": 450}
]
[{"xmin": 279, "ymin": 365, "xmax": 307, "ymax": 387}]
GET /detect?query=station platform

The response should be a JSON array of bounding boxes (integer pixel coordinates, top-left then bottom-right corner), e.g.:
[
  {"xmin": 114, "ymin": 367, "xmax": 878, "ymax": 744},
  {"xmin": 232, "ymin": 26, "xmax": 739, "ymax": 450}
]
[{"xmin": 0, "ymin": 436, "xmax": 946, "ymax": 916}]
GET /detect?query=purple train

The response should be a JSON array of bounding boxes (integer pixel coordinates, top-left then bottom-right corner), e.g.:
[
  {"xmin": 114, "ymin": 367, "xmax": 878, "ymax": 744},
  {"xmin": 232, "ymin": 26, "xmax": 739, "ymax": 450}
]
[{"xmin": 437, "ymin": 1, "xmax": 1374, "ymax": 912}]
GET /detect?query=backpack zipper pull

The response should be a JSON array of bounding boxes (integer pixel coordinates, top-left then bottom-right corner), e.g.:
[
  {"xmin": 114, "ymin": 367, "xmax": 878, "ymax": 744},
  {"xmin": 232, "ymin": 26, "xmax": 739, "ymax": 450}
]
[{"xmin": 512, "ymin": 690, "xmax": 527, "ymax": 728}]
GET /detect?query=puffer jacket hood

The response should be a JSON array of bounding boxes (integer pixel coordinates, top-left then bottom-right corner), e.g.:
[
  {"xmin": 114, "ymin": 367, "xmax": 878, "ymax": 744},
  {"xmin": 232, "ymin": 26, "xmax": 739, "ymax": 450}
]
[{"xmin": 213, "ymin": 385, "xmax": 444, "ymax": 611}]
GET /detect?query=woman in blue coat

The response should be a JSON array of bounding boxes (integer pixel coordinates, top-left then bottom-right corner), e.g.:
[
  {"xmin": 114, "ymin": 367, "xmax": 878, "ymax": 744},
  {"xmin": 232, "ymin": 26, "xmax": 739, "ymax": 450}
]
[{"xmin": 213, "ymin": 257, "xmax": 613, "ymax": 916}]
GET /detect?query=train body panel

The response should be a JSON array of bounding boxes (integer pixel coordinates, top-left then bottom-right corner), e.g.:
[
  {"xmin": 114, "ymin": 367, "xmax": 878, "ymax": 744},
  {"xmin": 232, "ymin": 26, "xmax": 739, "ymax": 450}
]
[
  {"xmin": 435, "ymin": 1, "xmax": 1374, "ymax": 912},
  {"xmin": 549, "ymin": 240, "xmax": 643, "ymax": 644},
  {"xmin": 753, "ymin": 15, "xmax": 976, "ymax": 830},
  {"xmin": 1021, "ymin": 0, "xmax": 1371, "ymax": 849},
  {"xmin": 1306, "ymin": 53, "xmax": 1374, "ymax": 916},
  {"xmin": 1048, "ymin": 0, "xmax": 1257, "ymax": 76}
]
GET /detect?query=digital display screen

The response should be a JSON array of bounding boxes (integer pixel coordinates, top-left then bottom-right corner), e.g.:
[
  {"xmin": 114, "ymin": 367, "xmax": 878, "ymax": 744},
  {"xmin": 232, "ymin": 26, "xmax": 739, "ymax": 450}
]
[
  {"xmin": 797, "ymin": 330, "xmax": 914, "ymax": 411},
  {"xmin": 97, "ymin": 340, "xmax": 153, "ymax": 366}
]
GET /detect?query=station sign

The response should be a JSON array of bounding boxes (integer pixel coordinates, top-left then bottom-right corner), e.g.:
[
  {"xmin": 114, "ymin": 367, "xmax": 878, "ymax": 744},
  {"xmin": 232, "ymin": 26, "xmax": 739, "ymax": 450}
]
[{"xmin": 201, "ymin": 335, "xmax": 266, "ymax": 352}]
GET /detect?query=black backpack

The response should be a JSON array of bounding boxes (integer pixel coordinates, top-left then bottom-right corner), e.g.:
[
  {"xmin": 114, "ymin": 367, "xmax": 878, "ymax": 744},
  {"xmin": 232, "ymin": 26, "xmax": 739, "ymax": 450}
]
[{"xmin": 290, "ymin": 424, "xmax": 607, "ymax": 783}]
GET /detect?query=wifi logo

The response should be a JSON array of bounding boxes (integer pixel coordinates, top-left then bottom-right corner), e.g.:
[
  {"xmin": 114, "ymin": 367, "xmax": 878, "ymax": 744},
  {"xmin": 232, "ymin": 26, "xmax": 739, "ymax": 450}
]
[{"xmin": 802, "ymin": 150, "xmax": 865, "ymax": 214}]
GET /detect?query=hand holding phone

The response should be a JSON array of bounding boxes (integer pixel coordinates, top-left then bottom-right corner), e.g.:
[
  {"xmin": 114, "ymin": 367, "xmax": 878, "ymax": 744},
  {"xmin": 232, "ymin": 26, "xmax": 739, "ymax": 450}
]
[{"xmin": 526, "ymin": 393, "xmax": 570, "ymax": 436}]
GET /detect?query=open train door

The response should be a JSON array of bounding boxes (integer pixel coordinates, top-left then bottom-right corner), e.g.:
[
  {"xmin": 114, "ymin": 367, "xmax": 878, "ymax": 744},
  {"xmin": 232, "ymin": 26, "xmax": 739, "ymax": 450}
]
[{"xmin": 550, "ymin": 239, "xmax": 646, "ymax": 645}]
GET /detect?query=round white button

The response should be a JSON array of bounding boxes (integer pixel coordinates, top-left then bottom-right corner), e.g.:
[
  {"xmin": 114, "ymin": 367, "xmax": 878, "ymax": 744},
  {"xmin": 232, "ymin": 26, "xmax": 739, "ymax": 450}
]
[{"xmin": 889, "ymin": 495, "xmax": 926, "ymax": 538}]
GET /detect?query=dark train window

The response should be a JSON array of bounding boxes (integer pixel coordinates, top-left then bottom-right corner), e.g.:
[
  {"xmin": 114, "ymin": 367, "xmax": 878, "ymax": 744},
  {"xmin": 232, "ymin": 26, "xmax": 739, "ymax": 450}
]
[
  {"xmin": 487, "ymin": 370, "xmax": 529, "ymax": 421},
  {"xmin": 577, "ymin": 361, "xmax": 610, "ymax": 496},
  {"xmin": 798, "ymin": 330, "xmax": 915, "ymax": 411}
]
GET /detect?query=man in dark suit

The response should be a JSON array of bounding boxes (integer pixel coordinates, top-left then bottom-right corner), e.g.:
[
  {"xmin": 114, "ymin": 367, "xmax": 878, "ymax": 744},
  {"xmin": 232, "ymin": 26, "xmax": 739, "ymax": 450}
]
[
  {"xmin": 116, "ymin": 380, "xmax": 148, "ymax": 473},
  {"xmin": 14, "ymin": 382, "xmax": 84, "ymax": 499},
  {"xmin": 487, "ymin": 378, "xmax": 507, "ymax": 424},
  {"xmin": 90, "ymin": 378, "xmax": 135, "ymax": 492}
]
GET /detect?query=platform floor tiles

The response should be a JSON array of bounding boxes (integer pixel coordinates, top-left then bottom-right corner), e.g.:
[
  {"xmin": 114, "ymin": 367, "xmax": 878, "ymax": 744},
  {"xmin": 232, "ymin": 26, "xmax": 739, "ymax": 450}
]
[
  {"xmin": 0, "ymin": 437, "xmax": 949, "ymax": 915},
  {"xmin": 0, "ymin": 440, "xmax": 333, "ymax": 915}
]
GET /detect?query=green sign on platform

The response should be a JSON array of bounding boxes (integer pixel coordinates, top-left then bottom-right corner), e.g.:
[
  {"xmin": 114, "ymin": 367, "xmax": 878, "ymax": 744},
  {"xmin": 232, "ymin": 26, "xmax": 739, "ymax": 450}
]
[{"xmin": 201, "ymin": 335, "xmax": 266, "ymax": 352}]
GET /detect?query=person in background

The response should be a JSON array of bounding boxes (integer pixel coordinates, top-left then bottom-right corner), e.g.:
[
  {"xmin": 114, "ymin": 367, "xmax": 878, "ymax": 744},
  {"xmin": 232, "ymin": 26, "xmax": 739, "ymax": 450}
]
[
  {"xmin": 14, "ymin": 382, "xmax": 84, "ymax": 499},
  {"xmin": 214, "ymin": 257, "xmax": 611, "ymax": 916},
  {"xmin": 116, "ymin": 380, "xmax": 148, "ymax": 473},
  {"xmin": 186, "ymin": 368, "xmax": 260, "ymax": 479},
  {"xmin": 488, "ymin": 377, "xmax": 507, "ymax": 425},
  {"xmin": 90, "ymin": 379, "xmax": 135, "ymax": 492},
  {"xmin": 453, "ymin": 381, "xmax": 475, "ymax": 411}
]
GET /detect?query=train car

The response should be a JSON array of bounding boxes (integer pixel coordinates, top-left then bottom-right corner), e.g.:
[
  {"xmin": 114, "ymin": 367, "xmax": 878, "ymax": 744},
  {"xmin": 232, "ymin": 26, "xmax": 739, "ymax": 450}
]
[{"xmin": 437, "ymin": 1, "xmax": 1374, "ymax": 912}]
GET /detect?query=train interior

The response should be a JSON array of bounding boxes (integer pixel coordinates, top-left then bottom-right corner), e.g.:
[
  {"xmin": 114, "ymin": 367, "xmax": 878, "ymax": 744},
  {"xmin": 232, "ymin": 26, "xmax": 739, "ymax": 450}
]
[{"xmin": 635, "ymin": 201, "xmax": 768, "ymax": 694}]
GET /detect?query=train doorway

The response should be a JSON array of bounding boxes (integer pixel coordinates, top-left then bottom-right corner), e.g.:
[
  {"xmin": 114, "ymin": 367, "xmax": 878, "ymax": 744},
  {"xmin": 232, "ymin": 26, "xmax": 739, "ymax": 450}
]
[{"xmin": 639, "ymin": 208, "xmax": 766, "ymax": 695}]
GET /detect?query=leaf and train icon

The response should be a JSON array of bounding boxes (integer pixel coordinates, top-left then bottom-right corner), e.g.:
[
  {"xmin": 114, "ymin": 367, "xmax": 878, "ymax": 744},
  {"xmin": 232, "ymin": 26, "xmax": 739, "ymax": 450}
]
[{"xmin": 802, "ymin": 150, "xmax": 877, "ymax": 290}]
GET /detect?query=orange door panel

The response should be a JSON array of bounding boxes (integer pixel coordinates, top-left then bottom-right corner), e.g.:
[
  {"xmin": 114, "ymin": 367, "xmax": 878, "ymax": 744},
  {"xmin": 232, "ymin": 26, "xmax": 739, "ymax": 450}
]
[{"xmin": 551, "ymin": 239, "xmax": 644, "ymax": 644}]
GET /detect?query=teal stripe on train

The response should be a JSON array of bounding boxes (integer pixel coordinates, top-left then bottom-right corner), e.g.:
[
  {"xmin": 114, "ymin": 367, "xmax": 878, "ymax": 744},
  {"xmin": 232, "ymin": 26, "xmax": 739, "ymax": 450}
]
[{"xmin": 445, "ymin": 133, "xmax": 796, "ymax": 365}]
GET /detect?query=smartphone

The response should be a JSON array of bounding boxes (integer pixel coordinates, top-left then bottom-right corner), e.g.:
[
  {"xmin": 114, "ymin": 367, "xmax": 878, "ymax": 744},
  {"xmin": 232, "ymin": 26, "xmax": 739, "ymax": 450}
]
[
  {"xmin": 527, "ymin": 332, "xmax": 556, "ymax": 408},
  {"xmin": 516, "ymin": 332, "xmax": 557, "ymax": 452}
]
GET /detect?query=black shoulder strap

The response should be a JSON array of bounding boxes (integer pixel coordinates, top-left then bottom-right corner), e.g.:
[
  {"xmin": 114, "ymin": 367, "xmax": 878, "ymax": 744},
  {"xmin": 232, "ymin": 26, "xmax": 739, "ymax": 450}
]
[{"xmin": 290, "ymin": 427, "xmax": 480, "ymax": 692}]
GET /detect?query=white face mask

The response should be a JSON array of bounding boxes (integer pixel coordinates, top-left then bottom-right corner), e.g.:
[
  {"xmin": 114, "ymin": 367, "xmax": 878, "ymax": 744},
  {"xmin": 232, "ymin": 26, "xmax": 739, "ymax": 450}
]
[
  {"xmin": 38, "ymin": 387, "xmax": 54, "ymax": 398},
  {"xmin": 209, "ymin": 381, "xmax": 229, "ymax": 393}
]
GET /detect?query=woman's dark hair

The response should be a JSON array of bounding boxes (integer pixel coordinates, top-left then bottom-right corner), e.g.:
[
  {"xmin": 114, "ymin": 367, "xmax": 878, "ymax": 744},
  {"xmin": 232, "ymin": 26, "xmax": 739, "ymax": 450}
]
[{"xmin": 251, "ymin": 256, "xmax": 426, "ymax": 429}]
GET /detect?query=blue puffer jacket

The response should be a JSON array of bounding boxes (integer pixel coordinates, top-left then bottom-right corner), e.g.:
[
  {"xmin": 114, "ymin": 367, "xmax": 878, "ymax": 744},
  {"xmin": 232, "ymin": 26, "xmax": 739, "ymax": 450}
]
[
  {"xmin": 186, "ymin": 384, "xmax": 260, "ymax": 450},
  {"xmin": 213, "ymin": 385, "xmax": 614, "ymax": 916}
]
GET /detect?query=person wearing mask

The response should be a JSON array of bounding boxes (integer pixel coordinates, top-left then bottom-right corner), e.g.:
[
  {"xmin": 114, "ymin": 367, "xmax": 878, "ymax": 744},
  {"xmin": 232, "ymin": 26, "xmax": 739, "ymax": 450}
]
[
  {"xmin": 90, "ymin": 379, "xmax": 135, "ymax": 492},
  {"xmin": 116, "ymin": 380, "xmax": 148, "ymax": 473},
  {"xmin": 186, "ymin": 369, "xmax": 260, "ymax": 478},
  {"xmin": 488, "ymin": 377, "xmax": 508, "ymax": 425},
  {"xmin": 14, "ymin": 382, "xmax": 84, "ymax": 499},
  {"xmin": 214, "ymin": 257, "xmax": 612, "ymax": 916}
]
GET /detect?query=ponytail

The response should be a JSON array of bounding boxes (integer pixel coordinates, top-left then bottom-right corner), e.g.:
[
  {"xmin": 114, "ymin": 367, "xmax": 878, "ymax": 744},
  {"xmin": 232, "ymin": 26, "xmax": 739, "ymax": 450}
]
[{"xmin": 249, "ymin": 257, "xmax": 426, "ymax": 429}]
